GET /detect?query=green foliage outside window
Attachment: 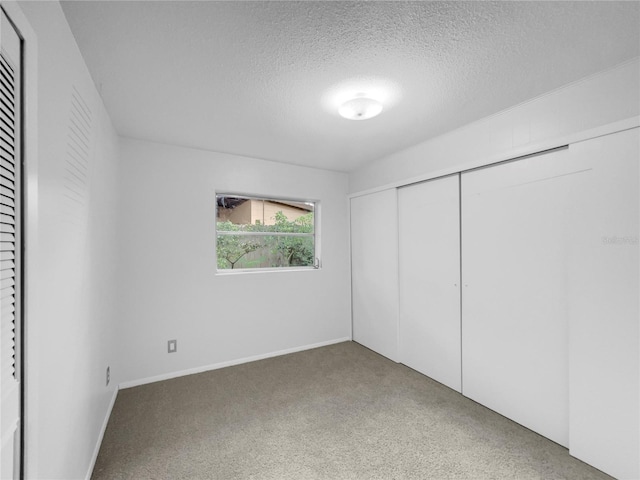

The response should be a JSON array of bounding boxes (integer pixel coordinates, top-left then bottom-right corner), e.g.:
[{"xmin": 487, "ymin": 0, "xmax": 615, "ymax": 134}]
[{"xmin": 216, "ymin": 211, "xmax": 315, "ymax": 269}]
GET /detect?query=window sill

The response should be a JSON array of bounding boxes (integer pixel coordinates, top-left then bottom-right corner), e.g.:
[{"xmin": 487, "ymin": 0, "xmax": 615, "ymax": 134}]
[{"xmin": 215, "ymin": 266, "xmax": 320, "ymax": 276}]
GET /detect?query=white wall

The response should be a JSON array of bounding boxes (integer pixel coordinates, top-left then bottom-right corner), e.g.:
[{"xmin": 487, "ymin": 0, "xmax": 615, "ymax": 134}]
[
  {"xmin": 349, "ymin": 58, "xmax": 640, "ymax": 194},
  {"xmin": 12, "ymin": 2, "xmax": 121, "ymax": 479},
  {"xmin": 117, "ymin": 137, "xmax": 351, "ymax": 386}
]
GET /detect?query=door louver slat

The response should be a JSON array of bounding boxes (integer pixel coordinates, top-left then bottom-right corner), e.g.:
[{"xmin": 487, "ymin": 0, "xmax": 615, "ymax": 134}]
[{"xmin": 0, "ymin": 50, "xmax": 18, "ymax": 387}]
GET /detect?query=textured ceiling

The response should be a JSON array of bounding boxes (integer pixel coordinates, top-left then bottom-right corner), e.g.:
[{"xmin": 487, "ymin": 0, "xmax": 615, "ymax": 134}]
[{"xmin": 60, "ymin": 1, "xmax": 640, "ymax": 172}]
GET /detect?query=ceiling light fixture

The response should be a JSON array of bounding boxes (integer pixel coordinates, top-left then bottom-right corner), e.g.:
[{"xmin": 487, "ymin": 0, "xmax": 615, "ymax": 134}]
[{"xmin": 338, "ymin": 95, "xmax": 383, "ymax": 120}]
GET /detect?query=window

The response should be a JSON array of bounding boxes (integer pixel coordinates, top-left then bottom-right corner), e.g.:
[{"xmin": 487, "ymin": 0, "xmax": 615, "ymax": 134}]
[{"xmin": 216, "ymin": 194, "xmax": 318, "ymax": 271}]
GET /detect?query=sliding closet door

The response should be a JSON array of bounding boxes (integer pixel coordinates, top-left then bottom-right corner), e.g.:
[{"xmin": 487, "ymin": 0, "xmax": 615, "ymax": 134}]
[
  {"xmin": 351, "ymin": 190, "xmax": 399, "ymax": 361},
  {"xmin": 567, "ymin": 128, "xmax": 639, "ymax": 480},
  {"xmin": 461, "ymin": 147, "xmax": 588, "ymax": 448},
  {"xmin": 398, "ymin": 175, "xmax": 461, "ymax": 392}
]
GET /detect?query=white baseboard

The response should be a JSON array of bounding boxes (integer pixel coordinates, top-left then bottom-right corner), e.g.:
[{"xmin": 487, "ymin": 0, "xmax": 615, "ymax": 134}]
[
  {"xmin": 85, "ymin": 386, "xmax": 119, "ymax": 480},
  {"xmin": 119, "ymin": 337, "xmax": 352, "ymax": 390}
]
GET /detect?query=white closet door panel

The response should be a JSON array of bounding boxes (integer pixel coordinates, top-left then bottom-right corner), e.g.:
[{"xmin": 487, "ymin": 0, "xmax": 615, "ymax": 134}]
[
  {"xmin": 399, "ymin": 175, "xmax": 461, "ymax": 392},
  {"xmin": 462, "ymin": 147, "xmax": 588, "ymax": 448},
  {"xmin": 567, "ymin": 128, "xmax": 639, "ymax": 480},
  {"xmin": 351, "ymin": 190, "xmax": 399, "ymax": 361}
]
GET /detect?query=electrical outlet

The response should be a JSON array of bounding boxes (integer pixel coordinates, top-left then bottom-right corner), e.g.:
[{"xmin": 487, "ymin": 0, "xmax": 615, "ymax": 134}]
[
  {"xmin": 106, "ymin": 366, "xmax": 110, "ymax": 386},
  {"xmin": 168, "ymin": 339, "xmax": 177, "ymax": 353}
]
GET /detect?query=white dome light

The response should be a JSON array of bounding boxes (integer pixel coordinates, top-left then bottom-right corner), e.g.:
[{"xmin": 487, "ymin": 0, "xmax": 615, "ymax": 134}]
[{"xmin": 338, "ymin": 96, "xmax": 383, "ymax": 120}]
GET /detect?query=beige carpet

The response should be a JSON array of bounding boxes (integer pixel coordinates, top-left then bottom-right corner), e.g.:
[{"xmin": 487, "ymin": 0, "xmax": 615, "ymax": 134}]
[{"xmin": 92, "ymin": 341, "xmax": 612, "ymax": 480}]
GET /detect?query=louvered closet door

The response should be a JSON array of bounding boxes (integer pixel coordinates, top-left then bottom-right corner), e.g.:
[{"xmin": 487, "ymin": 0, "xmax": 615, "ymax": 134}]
[{"xmin": 0, "ymin": 10, "xmax": 21, "ymax": 480}]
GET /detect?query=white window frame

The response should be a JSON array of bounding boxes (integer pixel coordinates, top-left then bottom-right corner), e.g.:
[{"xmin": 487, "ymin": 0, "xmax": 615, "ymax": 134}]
[{"xmin": 215, "ymin": 192, "xmax": 320, "ymax": 274}]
